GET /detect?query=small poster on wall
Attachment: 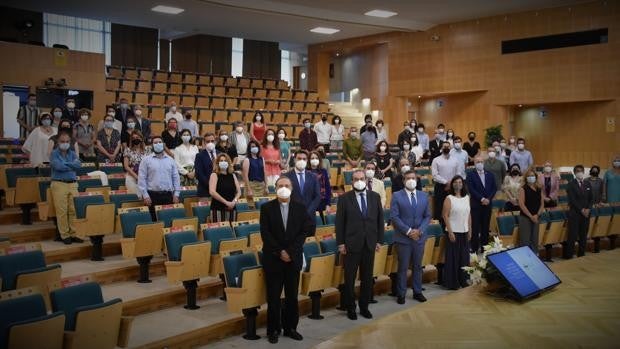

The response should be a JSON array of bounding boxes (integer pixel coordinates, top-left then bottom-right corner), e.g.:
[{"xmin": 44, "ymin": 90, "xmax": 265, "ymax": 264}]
[
  {"xmin": 606, "ymin": 117, "xmax": 615, "ymax": 133},
  {"xmin": 54, "ymin": 48, "xmax": 68, "ymax": 67}
]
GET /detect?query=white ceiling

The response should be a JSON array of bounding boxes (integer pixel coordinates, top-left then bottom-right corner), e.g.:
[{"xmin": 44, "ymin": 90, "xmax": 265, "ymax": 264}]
[{"xmin": 4, "ymin": 0, "xmax": 588, "ymax": 47}]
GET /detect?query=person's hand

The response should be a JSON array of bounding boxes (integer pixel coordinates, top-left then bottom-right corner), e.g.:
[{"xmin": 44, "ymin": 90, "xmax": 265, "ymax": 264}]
[
  {"xmin": 544, "ymin": 197, "xmax": 550, "ymax": 202},
  {"xmin": 481, "ymin": 198, "xmax": 490, "ymax": 205},
  {"xmin": 448, "ymin": 231, "xmax": 456, "ymax": 243},
  {"xmin": 530, "ymin": 214, "xmax": 538, "ymax": 223},
  {"xmin": 172, "ymin": 196, "xmax": 180, "ymax": 204},
  {"xmin": 143, "ymin": 197, "xmax": 152, "ymax": 206},
  {"xmin": 226, "ymin": 201, "xmax": 236, "ymax": 210},
  {"xmin": 280, "ymin": 250, "xmax": 291, "ymax": 262},
  {"xmin": 351, "ymin": 161, "xmax": 357, "ymax": 167},
  {"xmin": 582, "ymin": 208, "xmax": 590, "ymax": 217},
  {"xmin": 444, "ymin": 183, "xmax": 450, "ymax": 192},
  {"xmin": 511, "ymin": 198, "xmax": 518, "ymax": 205},
  {"xmin": 246, "ymin": 188, "xmax": 253, "ymax": 197},
  {"xmin": 467, "ymin": 231, "xmax": 472, "ymax": 241},
  {"xmin": 375, "ymin": 243, "xmax": 381, "ymax": 252},
  {"xmin": 338, "ymin": 244, "xmax": 347, "ymax": 255}
]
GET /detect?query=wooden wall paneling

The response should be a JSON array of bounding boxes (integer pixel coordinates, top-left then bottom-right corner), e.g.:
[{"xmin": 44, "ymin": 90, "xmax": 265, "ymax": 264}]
[
  {"xmin": 0, "ymin": 6, "xmax": 43, "ymax": 44},
  {"xmin": 111, "ymin": 23, "xmax": 158, "ymax": 69},
  {"xmin": 243, "ymin": 39, "xmax": 281, "ymax": 80}
]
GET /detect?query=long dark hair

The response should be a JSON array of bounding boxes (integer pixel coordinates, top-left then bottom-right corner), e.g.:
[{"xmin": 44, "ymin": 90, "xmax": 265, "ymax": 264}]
[
  {"xmin": 247, "ymin": 140, "xmax": 261, "ymax": 157},
  {"xmin": 261, "ymin": 128, "xmax": 280, "ymax": 149},
  {"xmin": 448, "ymin": 175, "xmax": 468, "ymax": 197}
]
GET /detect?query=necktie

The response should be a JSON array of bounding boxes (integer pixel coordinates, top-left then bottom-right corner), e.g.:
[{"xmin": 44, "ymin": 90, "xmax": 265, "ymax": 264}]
[
  {"xmin": 368, "ymin": 179, "xmax": 373, "ymax": 191},
  {"xmin": 209, "ymin": 151, "xmax": 214, "ymax": 161},
  {"xmin": 282, "ymin": 205, "xmax": 288, "ymax": 230},
  {"xmin": 299, "ymin": 173, "xmax": 305, "ymax": 192},
  {"xmin": 410, "ymin": 191, "xmax": 417, "ymax": 207},
  {"xmin": 360, "ymin": 192, "xmax": 367, "ymax": 218}
]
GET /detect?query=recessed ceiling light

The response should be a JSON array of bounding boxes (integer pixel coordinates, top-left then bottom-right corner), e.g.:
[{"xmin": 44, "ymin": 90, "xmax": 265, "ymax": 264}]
[
  {"xmin": 336, "ymin": 52, "xmax": 340, "ymax": 56},
  {"xmin": 151, "ymin": 5, "xmax": 185, "ymax": 15},
  {"xmin": 310, "ymin": 27, "xmax": 340, "ymax": 35},
  {"xmin": 365, "ymin": 9, "xmax": 398, "ymax": 18}
]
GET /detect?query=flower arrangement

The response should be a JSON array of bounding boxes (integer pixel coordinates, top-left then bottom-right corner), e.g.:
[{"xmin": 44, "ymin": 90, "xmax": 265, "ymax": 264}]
[{"xmin": 462, "ymin": 236, "xmax": 507, "ymax": 287}]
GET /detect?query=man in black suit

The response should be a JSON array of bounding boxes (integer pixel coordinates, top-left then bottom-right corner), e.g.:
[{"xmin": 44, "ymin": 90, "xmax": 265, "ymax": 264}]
[
  {"xmin": 284, "ymin": 150, "xmax": 321, "ymax": 227},
  {"xmin": 260, "ymin": 176, "xmax": 312, "ymax": 344},
  {"xmin": 194, "ymin": 133, "xmax": 218, "ymax": 199},
  {"xmin": 336, "ymin": 170, "xmax": 384, "ymax": 320},
  {"xmin": 61, "ymin": 97, "xmax": 78, "ymax": 123},
  {"xmin": 115, "ymin": 97, "xmax": 134, "ymax": 126},
  {"xmin": 429, "ymin": 131, "xmax": 443, "ymax": 162},
  {"xmin": 133, "ymin": 105, "xmax": 151, "ymax": 143},
  {"xmin": 564, "ymin": 164, "xmax": 593, "ymax": 259}
]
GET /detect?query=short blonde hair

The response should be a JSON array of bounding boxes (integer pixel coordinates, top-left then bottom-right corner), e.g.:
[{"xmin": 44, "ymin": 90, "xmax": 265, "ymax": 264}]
[{"xmin": 213, "ymin": 153, "xmax": 234, "ymax": 174}]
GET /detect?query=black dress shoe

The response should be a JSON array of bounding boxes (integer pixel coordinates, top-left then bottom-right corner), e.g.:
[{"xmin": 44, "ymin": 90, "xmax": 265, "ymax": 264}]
[
  {"xmin": 71, "ymin": 237, "xmax": 84, "ymax": 243},
  {"xmin": 268, "ymin": 333, "xmax": 278, "ymax": 344},
  {"xmin": 347, "ymin": 310, "xmax": 357, "ymax": 320},
  {"xmin": 397, "ymin": 296, "xmax": 405, "ymax": 304},
  {"xmin": 283, "ymin": 330, "xmax": 303, "ymax": 341},
  {"xmin": 413, "ymin": 293, "xmax": 427, "ymax": 302},
  {"xmin": 359, "ymin": 309, "xmax": 373, "ymax": 319},
  {"xmin": 62, "ymin": 238, "xmax": 72, "ymax": 245}
]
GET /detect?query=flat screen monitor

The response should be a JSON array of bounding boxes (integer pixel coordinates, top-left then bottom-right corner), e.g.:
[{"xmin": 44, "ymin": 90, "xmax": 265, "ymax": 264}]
[
  {"xmin": 486, "ymin": 246, "xmax": 561, "ymax": 300},
  {"xmin": 36, "ymin": 87, "xmax": 93, "ymax": 110}
]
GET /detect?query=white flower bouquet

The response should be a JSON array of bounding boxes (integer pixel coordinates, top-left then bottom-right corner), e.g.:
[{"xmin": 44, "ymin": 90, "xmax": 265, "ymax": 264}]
[{"xmin": 462, "ymin": 236, "xmax": 507, "ymax": 287}]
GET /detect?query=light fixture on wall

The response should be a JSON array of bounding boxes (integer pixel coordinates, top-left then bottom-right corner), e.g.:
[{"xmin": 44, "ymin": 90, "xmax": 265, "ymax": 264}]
[{"xmin": 300, "ymin": 72, "xmax": 306, "ymax": 80}]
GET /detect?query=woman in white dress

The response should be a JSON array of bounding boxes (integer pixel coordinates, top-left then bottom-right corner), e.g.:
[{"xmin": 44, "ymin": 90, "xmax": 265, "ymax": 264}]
[
  {"xmin": 22, "ymin": 112, "xmax": 57, "ymax": 167},
  {"xmin": 330, "ymin": 115, "xmax": 345, "ymax": 151},
  {"xmin": 173, "ymin": 129, "xmax": 199, "ymax": 186}
]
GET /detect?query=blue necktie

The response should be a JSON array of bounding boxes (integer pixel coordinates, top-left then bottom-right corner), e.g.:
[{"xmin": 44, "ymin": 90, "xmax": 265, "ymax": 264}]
[
  {"xmin": 360, "ymin": 192, "xmax": 367, "ymax": 218},
  {"xmin": 298, "ymin": 173, "xmax": 305, "ymax": 192},
  {"xmin": 410, "ymin": 192, "xmax": 417, "ymax": 208}
]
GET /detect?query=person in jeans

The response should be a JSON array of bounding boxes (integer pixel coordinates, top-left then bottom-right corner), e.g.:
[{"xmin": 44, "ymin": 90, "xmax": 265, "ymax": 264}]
[{"xmin": 517, "ymin": 169, "xmax": 544, "ymax": 254}]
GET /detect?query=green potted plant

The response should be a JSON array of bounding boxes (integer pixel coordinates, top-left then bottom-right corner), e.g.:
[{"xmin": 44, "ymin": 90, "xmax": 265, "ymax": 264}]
[{"xmin": 484, "ymin": 125, "xmax": 503, "ymax": 148}]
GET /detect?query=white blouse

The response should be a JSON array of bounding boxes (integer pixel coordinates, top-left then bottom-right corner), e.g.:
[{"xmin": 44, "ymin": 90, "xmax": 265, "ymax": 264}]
[
  {"xmin": 447, "ymin": 195, "xmax": 470, "ymax": 233},
  {"xmin": 412, "ymin": 145, "xmax": 424, "ymax": 164},
  {"xmin": 330, "ymin": 124, "xmax": 345, "ymax": 141},
  {"xmin": 173, "ymin": 144, "xmax": 199, "ymax": 175},
  {"xmin": 23, "ymin": 126, "xmax": 57, "ymax": 167}
]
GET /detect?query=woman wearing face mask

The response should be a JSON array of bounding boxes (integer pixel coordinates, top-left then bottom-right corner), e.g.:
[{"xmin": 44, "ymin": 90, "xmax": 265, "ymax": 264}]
[
  {"xmin": 250, "ymin": 112, "xmax": 267, "ymax": 143},
  {"xmin": 242, "ymin": 140, "xmax": 267, "ymax": 198},
  {"xmin": 586, "ymin": 165, "xmax": 604, "ymax": 205},
  {"xmin": 410, "ymin": 134, "xmax": 424, "ymax": 165},
  {"xmin": 51, "ymin": 106, "xmax": 63, "ymax": 128},
  {"xmin": 98, "ymin": 107, "xmax": 122, "ymax": 133},
  {"xmin": 299, "ymin": 118, "xmax": 318, "ymax": 151},
  {"xmin": 162, "ymin": 118, "xmax": 182, "ymax": 156},
  {"xmin": 398, "ymin": 140, "xmax": 416, "ymax": 167},
  {"xmin": 309, "ymin": 151, "xmax": 331, "ymax": 224},
  {"xmin": 502, "ymin": 164, "xmax": 523, "ymax": 212},
  {"xmin": 96, "ymin": 115, "xmax": 121, "ymax": 163},
  {"xmin": 375, "ymin": 120, "xmax": 387, "ymax": 143},
  {"xmin": 22, "ymin": 112, "xmax": 57, "ymax": 167},
  {"xmin": 462, "ymin": 131, "xmax": 480, "ymax": 166},
  {"xmin": 445, "ymin": 129, "xmax": 455, "ymax": 145},
  {"xmin": 262, "ymin": 129, "xmax": 281, "ymax": 187},
  {"xmin": 391, "ymin": 158, "xmax": 420, "ymax": 193},
  {"xmin": 48, "ymin": 119, "xmax": 80, "ymax": 157},
  {"xmin": 518, "ymin": 169, "xmax": 545, "ymax": 253},
  {"xmin": 374, "ymin": 140, "xmax": 394, "ymax": 179},
  {"xmin": 123, "ymin": 130, "xmax": 151, "ymax": 198},
  {"xmin": 121, "ymin": 116, "xmax": 138, "ymax": 148},
  {"xmin": 209, "ymin": 153, "xmax": 241, "ymax": 223},
  {"xmin": 442, "ymin": 175, "xmax": 471, "ymax": 290},
  {"xmin": 604, "ymin": 156, "xmax": 620, "ymax": 203},
  {"xmin": 330, "ymin": 115, "xmax": 345, "ymax": 151},
  {"xmin": 277, "ymin": 128, "xmax": 291, "ymax": 172},
  {"xmin": 537, "ymin": 161, "xmax": 559, "ymax": 208},
  {"xmin": 173, "ymin": 129, "xmax": 199, "ymax": 186},
  {"xmin": 507, "ymin": 136, "xmax": 517, "ymax": 152},
  {"xmin": 73, "ymin": 108, "xmax": 95, "ymax": 161},
  {"xmin": 216, "ymin": 130, "xmax": 237, "ymax": 164}
]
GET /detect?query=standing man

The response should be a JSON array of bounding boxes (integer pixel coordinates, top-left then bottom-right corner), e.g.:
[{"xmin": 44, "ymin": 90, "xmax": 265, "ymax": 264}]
[
  {"xmin": 62, "ymin": 97, "xmax": 79, "ymax": 123},
  {"xmin": 509, "ymin": 138, "xmax": 534, "ymax": 174},
  {"xmin": 260, "ymin": 177, "xmax": 312, "ymax": 343},
  {"xmin": 450, "ymin": 136, "xmax": 469, "ymax": 168},
  {"xmin": 390, "ymin": 169, "xmax": 431, "ymax": 304},
  {"xmin": 364, "ymin": 161, "xmax": 386, "ymax": 208},
  {"xmin": 336, "ymin": 170, "xmax": 384, "ymax": 320},
  {"xmin": 284, "ymin": 150, "xmax": 321, "ymax": 222},
  {"xmin": 431, "ymin": 141, "xmax": 465, "ymax": 224},
  {"xmin": 343, "ymin": 127, "xmax": 362, "ymax": 169},
  {"xmin": 314, "ymin": 113, "xmax": 332, "ymax": 153},
  {"xmin": 138, "ymin": 135, "xmax": 181, "ymax": 220},
  {"xmin": 16, "ymin": 93, "xmax": 41, "ymax": 138},
  {"xmin": 133, "ymin": 105, "xmax": 151, "ymax": 142},
  {"xmin": 564, "ymin": 165, "xmax": 593, "ymax": 259},
  {"xmin": 230, "ymin": 121, "xmax": 250, "ymax": 166},
  {"xmin": 466, "ymin": 156, "xmax": 497, "ymax": 253},
  {"xmin": 397, "ymin": 120, "xmax": 413, "ymax": 149},
  {"xmin": 194, "ymin": 133, "xmax": 218, "ymax": 200},
  {"xmin": 299, "ymin": 118, "xmax": 318, "ymax": 152},
  {"xmin": 429, "ymin": 131, "xmax": 443, "ymax": 162},
  {"xmin": 115, "ymin": 97, "xmax": 133, "ymax": 126},
  {"xmin": 416, "ymin": 123, "xmax": 430, "ymax": 158}
]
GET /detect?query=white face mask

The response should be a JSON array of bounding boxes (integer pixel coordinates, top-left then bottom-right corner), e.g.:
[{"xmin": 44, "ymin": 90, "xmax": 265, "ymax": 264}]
[
  {"xmin": 475, "ymin": 162, "xmax": 484, "ymax": 171},
  {"xmin": 67, "ymin": 102, "xmax": 75, "ymax": 109},
  {"xmin": 401, "ymin": 165, "xmax": 410, "ymax": 173},
  {"xmin": 353, "ymin": 180, "xmax": 367, "ymax": 191},
  {"xmin": 405, "ymin": 179, "xmax": 417, "ymax": 191},
  {"xmin": 266, "ymin": 135, "xmax": 274, "ymax": 142},
  {"xmin": 527, "ymin": 176, "xmax": 537, "ymax": 184},
  {"xmin": 255, "ymin": 116, "xmax": 262, "ymax": 121},
  {"xmin": 365, "ymin": 170, "xmax": 375, "ymax": 179},
  {"xmin": 182, "ymin": 135, "xmax": 191, "ymax": 143},
  {"xmin": 310, "ymin": 158, "xmax": 320, "ymax": 167},
  {"xmin": 170, "ymin": 106, "xmax": 177, "ymax": 112},
  {"xmin": 220, "ymin": 135, "xmax": 228, "ymax": 142},
  {"xmin": 517, "ymin": 143, "xmax": 525, "ymax": 150},
  {"xmin": 417, "ymin": 128, "xmax": 424, "ymax": 133},
  {"xmin": 205, "ymin": 142, "xmax": 215, "ymax": 151},
  {"xmin": 236, "ymin": 126, "xmax": 244, "ymax": 133},
  {"xmin": 544, "ymin": 166, "xmax": 552, "ymax": 173},
  {"xmin": 277, "ymin": 186, "xmax": 292, "ymax": 199},
  {"xmin": 350, "ymin": 132, "xmax": 358, "ymax": 138},
  {"xmin": 127, "ymin": 122, "xmax": 135, "ymax": 129},
  {"xmin": 575, "ymin": 172, "xmax": 584, "ymax": 180},
  {"xmin": 304, "ymin": 122, "xmax": 311, "ymax": 128},
  {"xmin": 403, "ymin": 144, "xmax": 410, "ymax": 150},
  {"xmin": 53, "ymin": 111, "xmax": 62, "ymax": 118},
  {"xmin": 219, "ymin": 161, "xmax": 229, "ymax": 170},
  {"xmin": 134, "ymin": 110, "xmax": 142, "ymax": 117},
  {"xmin": 379, "ymin": 146, "xmax": 387, "ymax": 152},
  {"xmin": 453, "ymin": 142, "xmax": 461, "ymax": 150},
  {"xmin": 488, "ymin": 151, "xmax": 496, "ymax": 158},
  {"xmin": 334, "ymin": 119, "xmax": 340, "ymax": 124},
  {"xmin": 80, "ymin": 114, "xmax": 89, "ymax": 121},
  {"xmin": 278, "ymin": 133, "xmax": 285, "ymax": 139},
  {"xmin": 295, "ymin": 160, "xmax": 307, "ymax": 170}
]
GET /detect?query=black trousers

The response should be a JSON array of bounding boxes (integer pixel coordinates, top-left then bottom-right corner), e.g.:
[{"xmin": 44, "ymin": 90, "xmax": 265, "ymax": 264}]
[
  {"xmin": 265, "ymin": 262, "xmax": 300, "ymax": 335},
  {"xmin": 444, "ymin": 233, "xmax": 470, "ymax": 289},
  {"xmin": 319, "ymin": 142, "xmax": 330, "ymax": 153},
  {"xmin": 433, "ymin": 182, "xmax": 448, "ymax": 224},
  {"xmin": 565, "ymin": 210, "xmax": 589, "ymax": 258},
  {"xmin": 147, "ymin": 190, "xmax": 173, "ymax": 221},
  {"xmin": 343, "ymin": 244, "xmax": 375, "ymax": 311},
  {"xmin": 470, "ymin": 204, "xmax": 492, "ymax": 253}
]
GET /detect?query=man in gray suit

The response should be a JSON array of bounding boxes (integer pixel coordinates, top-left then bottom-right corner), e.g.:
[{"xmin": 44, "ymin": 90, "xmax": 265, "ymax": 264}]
[{"xmin": 336, "ymin": 170, "xmax": 384, "ymax": 320}]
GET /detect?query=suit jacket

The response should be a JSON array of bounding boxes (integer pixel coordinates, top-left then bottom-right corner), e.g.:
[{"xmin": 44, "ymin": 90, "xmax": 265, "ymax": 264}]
[
  {"xmin": 260, "ymin": 199, "xmax": 313, "ymax": 271},
  {"xmin": 115, "ymin": 107, "xmax": 134, "ymax": 125},
  {"xmin": 62, "ymin": 108, "xmax": 78, "ymax": 123},
  {"xmin": 284, "ymin": 170, "xmax": 321, "ymax": 218},
  {"xmin": 391, "ymin": 174, "xmax": 423, "ymax": 194},
  {"xmin": 368, "ymin": 177, "xmax": 387, "ymax": 208},
  {"xmin": 335, "ymin": 190, "xmax": 384, "ymax": 253},
  {"xmin": 136, "ymin": 118, "xmax": 152, "ymax": 142},
  {"xmin": 466, "ymin": 169, "xmax": 497, "ymax": 209},
  {"xmin": 566, "ymin": 179, "xmax": 593, "ymax": 215},
  {"xmin": 429, "ymin": 138, "xmax": 443, "ymax": 161},
  {"xmin": 397, "ymin": 129, "xmax": 412, "ymax": 149},
  {"xmin": 537, "ymin": 173, "xmax": 560, "ymax": 200},
  {"xmin": 390, "ymin": 189, "xmax": 431, "ymax": 245},
  {"xmin": 194, "ymin": 149, "xmax": 219, "ymax": 197}
]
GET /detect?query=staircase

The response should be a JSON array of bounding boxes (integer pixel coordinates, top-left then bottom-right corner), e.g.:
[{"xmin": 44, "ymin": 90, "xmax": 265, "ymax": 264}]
[{"xmin": 328, "ymin": 102, "xmax": 364, "ymax": 128}]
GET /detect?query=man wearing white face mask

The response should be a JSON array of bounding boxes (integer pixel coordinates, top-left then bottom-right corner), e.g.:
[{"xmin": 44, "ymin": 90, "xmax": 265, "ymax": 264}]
[
  {"xmin": 565, "ymin": 165, "xmax": 593, "ymax": 259},
  {"xmin": 299, "ymin": 118, "xmax": 318, "ymax": 152},
  {"xmin": 260, "ymin": 176, "xmax": 313, "ymax": 343},
  {"xmin": 509, "ymin": 137, "xmax": 533, "ymax": 174},
  {"xmin": 133, "ymin": 105, "xmax": 151, "ymax": 142},
  {"xmin": 364, "ymin": 162, "xmax": 386, "ymax": 208},
  {"xmin": 165, "ymin": 100, "xmax": 183, "ymax": 122},
  {"xmin": 449, "ymin": 136, "xmax": 469, "ymax": 168},
  {"xmin": 284, "ymin": 150, "xmax": 321, "ymax": 224},
  {"xmin": 195, "ymin": 133, "xmax": 219, "ymax": 199},
  {"xmin": 62, "ymin": 97, "xmax": 78, "ymax": 123},
  {"xmin": 484, "ymin": 146, "xmax": 506, "ymax": 194},
  {"xmin": 466, "ymin": 156, "xmax": 497, "ymax": 253},
  {"xmin": 230, "ymin": 121, "xmax": 250, "ymax": 163},
  {"xmin": 314, "ymin": 113, "xmax": 332, "ymax": 153}
]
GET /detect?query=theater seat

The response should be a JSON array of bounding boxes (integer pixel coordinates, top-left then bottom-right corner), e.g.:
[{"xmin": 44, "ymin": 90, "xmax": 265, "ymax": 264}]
[
  {"xmin": 589, "ymin": 206, "xmax": 614, "ymax": 253},
  {"xmin": 202, "ymin": 224, "xmax": 246, "ymax": 276},
  {"xmin": 191, "ymin": 202, "xmax": 211, "ymax": 224},
  {"xmin": 233, "ymin": 221, "xmax": 260, "ymax": 240},
  {"xmin": 301, "ymin": 240, "xmax": 335, "ymax": 320},
  {"xmin": 156, "ymin": 203, "xmax": 186, "ymax": 228},
  {"xmin": 422, "ymin": 223, "xmax": 442, "ymax": 267},
  {"xmin": 496, "ymin": 214, "xmax": 519, "ymax": 247},
  {"xmin": 72, "ymin": 193, "xmax": 115, "ymax": 261},
  {"xmin": 118, "ymin": 207, "xmax": 164, "ymax": 283}
]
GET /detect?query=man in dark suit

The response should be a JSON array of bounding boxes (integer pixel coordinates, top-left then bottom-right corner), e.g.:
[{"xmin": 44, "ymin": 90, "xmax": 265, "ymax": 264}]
[
  {"xmin": 284, "ymin": 150, "xmax": 321, "ymax": 221},
  {"xmin": 564, "ymin": 165, "xmax": 593, "ymax": 259},
  {"xmin": 429, "ymin": 132, "xmax": 443, "ymax": 162},
  {"xmin": 133, "ymin": 106, "xmax": 151, "ymax": 143},
  {"xmin": 194, "ymin": 133, "xmax": 218, "ymax": 199},
  {"xmin": 260, "ymin": 176, "xmax": 312, "ymax": 344},
  {"xmin": 115, "ymin": 97, "xmax": 134, "ymax": 126},
  {"xmin": 336, "ymin": 170, "xmax": 384, "ymax": 320},
  {"xmin": 61, "ymin": 97, "xmax": 78, "ymax": 123},
  {"xmin": 397, "ymin": 120, "xmax": 413, "ymax": 149},
  {"xmin": 466, "ymin": 156, "xmax": 497, "ymax": 253}
]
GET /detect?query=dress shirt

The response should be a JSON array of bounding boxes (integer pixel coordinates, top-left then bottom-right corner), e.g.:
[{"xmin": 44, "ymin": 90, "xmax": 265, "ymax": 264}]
[
  {"xmin": 477, "ymin": 170, "xmax": 486, "ymax": 188},
  {"xmin": 416, "ymin": 132, "xmax": 430, "ymax": 151},
  {"xmin": 178, "ymin": 119, "xmax": 200, "ymax": 137},
  {"xmin": 509, "ymin": 149, "xmax": 533, "ymax": 174},
  {"xmin": 449, "ymin": 148, "xmax": 469, "ymax": 166},
  {"xmin": 356, "ymin": 190, "xmax": 368, "ymax": 215},
  {"xmin": 406, "ymin": 188, "xmax": 417, "ymax": 206},
  {"xmin": 138, "ymin": 153, "xmax": 181, "ymax": 198},
  {"xmin": 234, "ymin": 132, "xmax": 248, "ymax": 155},
  {"xmin": 50, "ymin": 148, "xmax": 81, "ymax": 181},
  {"xmin": 296, "ymin": 170, "xmax": 306, "ymax": 191},
  {"xmin": 314, "ymin": 121, "xmax": 332, "ymax": 144},
  {"xmin": 280, "ymin": 202, "xmax": 289, "ymax": 230},
  {"xmin": 431, "ymin": 154, "xmax": 465, "ymax": 184},
  {"xmin": 165, "ymin": 111, "xmax": 183, "ymax": 122}
]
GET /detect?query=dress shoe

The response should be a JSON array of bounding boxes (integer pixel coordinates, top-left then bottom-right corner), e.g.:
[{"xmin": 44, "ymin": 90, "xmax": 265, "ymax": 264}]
[
  {"xmin": 71, "ymin": 237, "xmax": 84, "ymax": 243},
  {"xmin": 283, "ymin": 330, "xmax": 303, "ymax": 341},
  {"xmin": 413, "ymin": 293, "xmax": 427, "ymax": 302},
  {"xmin": 62, "ymin": 238, "xmax": 72, "ymax": 245},
  {"xmin": 347, "ymin": 310, "xmax": 358, "ymax": 320},
  {"xmin": 397, "ymin": 296, "xmax": 406, "ymax": 304},
  {"xmin": 267, "ymin": 333, "xmax": 278, "ymax": 344},
  {"xmin": 359, "ymin": 309, "xmax": 373, "ymax": 319}
]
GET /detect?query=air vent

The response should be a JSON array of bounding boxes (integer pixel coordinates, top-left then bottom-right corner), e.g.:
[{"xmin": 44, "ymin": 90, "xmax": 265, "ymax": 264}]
[{"xmin": 502, "ymin": 28, "xmax": 608, "ymax": 54}]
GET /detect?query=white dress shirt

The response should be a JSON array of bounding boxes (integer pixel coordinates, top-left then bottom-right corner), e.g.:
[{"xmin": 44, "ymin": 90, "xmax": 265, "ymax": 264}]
[
  {"xmin": 314, "ymin": 121, "xmax": 332, "ymax": 144},
  {"xmin": 432, "ymin": 154, "xmax": 465, "ymax": 184}
]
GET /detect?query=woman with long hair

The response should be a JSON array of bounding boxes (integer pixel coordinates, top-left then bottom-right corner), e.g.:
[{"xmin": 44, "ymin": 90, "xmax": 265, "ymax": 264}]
[{"xmin": 442, "ymin": 175, "xmax": 471, "ymax": 290}]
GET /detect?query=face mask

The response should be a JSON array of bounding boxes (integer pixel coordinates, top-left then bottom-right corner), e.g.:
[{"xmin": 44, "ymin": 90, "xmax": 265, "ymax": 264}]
[
  {"xmin": 127, "ymin": 122, "xmax": 135, "ymax": 129},
  {"xmin": 334, "ymin": 119, "xmax": 340, "ymax": 124},
  {"xmin": 250, "ymin": 146, "xmax": 259, "ymax": 154},
  {"xmin": 310, "ymin": 159, "xmax": 320, "ymax": 167},
  {"xmin": 266, "ymin": 135, "xmax": 274, "ymax": 142},
  {"xmin": 168, "ymin": 123, "xmax": 177, "ymax": 130},
  {"xmin": 120, "ymin": 103, "xmax": 128, "ymax": 110},
  {"xmin": 205, "ymin": 142, "xmax": 216, "ymax": 151},
  {"xmin": 517, "ymin": 143, "xmax": 525, "ymax": 150},
  {"xmin": 132, "ymin": 139, "xmax": 142, "ymax": 146},
  {"xmin": 500, "ymin": 142, "xmax": 507, "ymax": 148},
  {"xmin": 278, "ymin": 133, "xmax": 285, "ymax": 139},
  {"xmin": 494, "ymin": 146, "xmax": 501, "ymax": 152},
  {"xmin": 220, "ymin": 135, "xmax": 229, "ymax": 142},
  {"xmin": 403, "ymin": 144, "xmax": 411, "ymax": 150},
  {"xmin": 277, "ymin": 186, "xmax": 292, "ymax": 199},
  {"xmin": 53, "ymin": 111, "xmax": 62, "ymax": 118},
  {"xmin": 134, "ymin": 110, "xmax": 142, "ymax": 117},
  {"xmin": 304, "ymin": 122, "xmax": 311, "ymax": 128},
  {"xmin": 590, "ymin": 170, "xmax": 599, "ymax": 177},
  {"xmin": 41, "ymin": 119, "xmax": 52, "ymax": 126},
  {"xmin": 256, "ymin": 116, "xmax": 262, "ymax": 121},
  {"xmin": 575, "ymin": 172, "xmax": 584, "ymax": 180},
  {"xmin": 219, "ymin": 161, "xmax": 229, "ymax": 170},
  {"xmin": 182, "ymin": 135, "xmax": 191, "ymax": 143},
  {"xmin": 380, "ymin": 146, "xmax": 387, "ymax": 152},
  {"xmin": 153, "ymin": 142, "xmax": 164, "ymax": 153},
  {"xmin": 544, "ymin": 166, "xmax": 552, "ymax": 173},
  {"xmin": 377, "ymin": 124, "xmax": 383, "ymax": 129},
  {"xmin": 295, "ymin": 160, "xmax": 307, "ymax": 170},
  {"xmin": 365, "ymin": 170, "xmax": 375, "ymax": 179},
  {"xmin": 488, "ymin": 151, "xmax": 496, "ymax": 158},
  {"xmin": 442, "ymin": 148, "xmax": 450, "ymax": 155},
  {"xmin": 353, "ymin": 180, "xmax": 367, "ymax": 191},
  {"xmin": 453, "ymin": 182, "xmax": 463, "ymax": 191},
  {"xmin": 107, "ymin": 111, "xmax": 115, "ymax": 117},
  {"xmin": 453, "ymin": 142, "xmax": 461, "ymax": 150},
  {"xmin": 104, "ymin": 121, "xmax": 114, "ymax": 129},
  {"xmin": 79, "ymin": 114, "xmax": 88, "ymax": 121},
  {"xmin": 28, "ymin": 100, "xmax": 36, "ymax": 107},
  {"xmin": 509, "ymin": 139, "xmax": 516, "ymax": 145},
  {"xmin": 410, "ymin": 124, "xmax": 416, "ymax": 129},
  {"xmin": 469, "ymin": 136, "xmax": 475, "ymax": 141},
  {"xmin": 411, "ymin": 137, "xmax": 417, "ymax": 143},
  {"xmin": 405, "ymin": 179, "xmax": 417, "ymax": 191},
  {"xmin": 417, "ymin": 127, "xmax": 424, "ymax": 133},
  {"xmin": 527, "ymin": 176, "xmax": 537, "ymax": 184},
  {"xmin": 236, "ymin": 126, "xmax": 243, "ymax": 133},
  {"xmin": 401, "ymin": 165, "xmax": 410, "ymax": 173},
  {"xmin": 58, "ymin": 142, "xmax": 70, "ymax": 151},
  {"xmin": 67, "ymin": 102, "xmax": 75, "ymax": 109},
  {"xmin": 350, "ymin": 132, "xmax": 358, "ymax": 138},
  {"xmin": 437, "ymin": 129, "xmax": 444, "ymax": 134},
  {"xmin": 447, "ymin": 132, "xmax": 453, "ymax": 137},
  {"xmin": 475, "ymin": 162, "xmax": 484, "ymax": 171},
  {"xmin": 321, "ymin": 116, "xmax": 327, "ymax": 122},
  {"xmin": 511, "ymin": 169, "xmax": 520, "ymax": 176},
  {"xmin": 170, "ymin": 106, "xmax": 177, "ymax": 112},
  {"xmin": 185, "ymin": 114, "xmax": 192, "ymax": 119}
]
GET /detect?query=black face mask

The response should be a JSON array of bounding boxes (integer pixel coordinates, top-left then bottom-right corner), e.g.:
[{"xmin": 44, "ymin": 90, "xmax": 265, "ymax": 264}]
[
  {"xmin": 469, "ymin": 136, "xmax": 475, "ymax": 141},
  {"xmin": 442, "ymin": 148, "xmax": 450, "ymax": 155},
  {"xmin": 132, "ymin": 139, "xmax": 142, "ymax": 146},
  {"xmin": 185, "ymin": 114, "xmax": 192, "ymax": 119},
  {"xmin": 321, "ymin": 117, "xmax": 327, "ymax": 122},
  {"xmin": 590, "ymin": 170, "xmax": 599, "ymax": 177},
  {"xmin": 511, "ymin": 169, "xmax": 520, "ymax": 176}
]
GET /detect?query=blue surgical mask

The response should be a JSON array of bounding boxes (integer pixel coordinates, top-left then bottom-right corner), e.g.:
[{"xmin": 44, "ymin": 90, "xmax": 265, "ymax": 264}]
[
  {"xmin": 104, "ymin": 121, "xmax": 114, "ymax": 129},
  {"xmin": 153, "ymin": 143, "xmax": 164, "ymax": 153},
  {"xmin": 250, "ymin": 146, "xmax": 259, "ymax": 154},
  {"xmin": 59, "ymin": 143, "xmax": 70, "ymax": 151},
  {"xmin": 182, "ymin": 135, "xmax": 191, "ymax": 143},
  {"xmin": 41, "ymin": 119, "xmax": 52, "ymax": 126}
]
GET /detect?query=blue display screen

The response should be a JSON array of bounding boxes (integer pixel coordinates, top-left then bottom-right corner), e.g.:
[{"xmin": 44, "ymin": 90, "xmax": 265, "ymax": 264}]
[{"xmin": 487, "ymin": 246, "xmax": 561, "ymax": 299}]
